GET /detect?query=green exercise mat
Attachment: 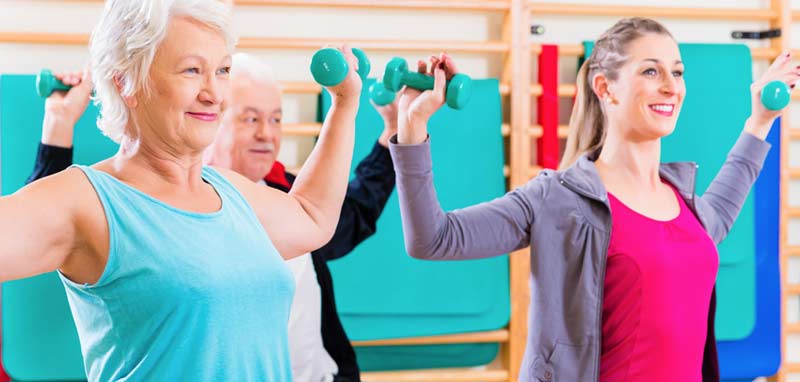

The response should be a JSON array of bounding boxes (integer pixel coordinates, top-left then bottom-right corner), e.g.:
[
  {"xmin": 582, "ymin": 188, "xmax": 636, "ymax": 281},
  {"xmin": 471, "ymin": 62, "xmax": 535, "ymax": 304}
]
[
  {"xmin": 320, "ymin": 78, "xmax": 508, "ymax": 369},
  {"xmin": 1, "ymin": 74, "xmax": 117, "ymax": 380},
  {"xmin": 583, "ymin": 42, "xmax": 757, "ymax": 341},
  {"xmin": 356, "ymin": 343, "xmax": 499, "ymax": 372}
]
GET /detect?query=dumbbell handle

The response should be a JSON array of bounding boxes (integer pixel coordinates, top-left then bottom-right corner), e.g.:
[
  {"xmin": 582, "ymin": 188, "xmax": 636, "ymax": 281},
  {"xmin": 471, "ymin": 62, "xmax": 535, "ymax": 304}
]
[{"xmin": 401, "ymin": 71, "xmax": 436, "ymax": 91}]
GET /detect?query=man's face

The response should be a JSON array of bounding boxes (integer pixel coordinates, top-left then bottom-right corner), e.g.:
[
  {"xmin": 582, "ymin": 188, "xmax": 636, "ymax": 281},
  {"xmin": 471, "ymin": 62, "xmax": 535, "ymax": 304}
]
[{"xmin": 218, "ymin": 75, "xmax": 282, "ymax": 182}]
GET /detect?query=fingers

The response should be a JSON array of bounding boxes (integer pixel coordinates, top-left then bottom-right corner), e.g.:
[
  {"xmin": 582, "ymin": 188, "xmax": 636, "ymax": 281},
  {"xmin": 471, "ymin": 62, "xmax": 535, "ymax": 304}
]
[
  {"xmin": 54, "ymin": 71, "xmax": 83, "ymax": 86},
  {"xmin": 779, "ymin": 70, "xmax": 800, "ymax": 88},
  {"xmin": 766, "ymin": 51, "xmax": 790, "ymax": 75},
  {"xmin": 431, "ymin": 65, "xmax": 446, "ymax": 103},
  {"xmin": 340, "ymin": 43, "xmax": 358, "ymax": 75},
  {"xmin": 417, "ymin": 60, "xmax": 427, "ymax": 74},
  {"xmin": 441, "ymin": 53, "xmax": 459, "ymax": 79},
  {"xmin": 81, "ymin": 65, "xmax": 93, "ymax": 87}
]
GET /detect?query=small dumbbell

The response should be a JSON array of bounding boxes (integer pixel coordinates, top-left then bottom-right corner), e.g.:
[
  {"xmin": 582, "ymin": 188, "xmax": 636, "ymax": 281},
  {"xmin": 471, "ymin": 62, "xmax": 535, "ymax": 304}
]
[
  {"xmin": 380, "ymin": 57, "xmax": 472, "ymax": 109},
  {"xmin": 36, "ymin": 69, "xmax": 71, "ymax": 98},
  {"xmin": 368, "ymin": 82, "xmax": 396, "ymax": 106},
  {"xmin": 761, "ymin": 80, "xmax": 791, "ymax": 111},
  {"xmin": 310, "ymin": 47, "xmax": 370, "ymax": 87}
]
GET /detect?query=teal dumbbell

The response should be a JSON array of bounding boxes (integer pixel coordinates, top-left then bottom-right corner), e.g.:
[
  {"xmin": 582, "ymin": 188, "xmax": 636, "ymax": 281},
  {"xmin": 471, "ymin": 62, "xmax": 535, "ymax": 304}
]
[
  {"xmin": 761, "ymin": 80, "xmax": 791, "ymax": 111},
  {"xmin": 380, "ymin": 57, "xmax": 472, "ymax": 109},
  {"xmin": 36, "ymin": 69, "xmax": 71, "ymax": 98},
  {"xmin": 310, "ymin": 47, "xmax": 370, "ymax": 87},
  {"xmin": 369, "ymin": 82, "xmax": 396, "ymax": 106}
]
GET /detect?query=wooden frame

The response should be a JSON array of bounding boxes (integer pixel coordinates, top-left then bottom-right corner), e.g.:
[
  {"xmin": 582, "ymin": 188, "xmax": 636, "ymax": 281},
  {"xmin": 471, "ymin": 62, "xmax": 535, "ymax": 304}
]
[{"xmin": 2, "ymin": 1, "xmax": 798, "ymax": 381}]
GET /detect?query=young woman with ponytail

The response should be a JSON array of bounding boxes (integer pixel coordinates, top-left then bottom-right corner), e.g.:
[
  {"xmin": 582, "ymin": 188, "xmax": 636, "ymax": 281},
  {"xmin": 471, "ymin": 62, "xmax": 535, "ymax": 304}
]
[{"xmin": 387, "ymin": 18, "xmax": 795, "ymax": 382}]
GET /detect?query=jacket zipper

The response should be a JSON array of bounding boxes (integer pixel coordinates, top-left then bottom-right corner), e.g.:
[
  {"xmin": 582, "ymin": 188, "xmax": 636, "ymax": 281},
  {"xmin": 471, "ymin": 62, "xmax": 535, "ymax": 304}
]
[{"xmin": 557, "ymin": 177, "xmax": 612, "ymax": 381}]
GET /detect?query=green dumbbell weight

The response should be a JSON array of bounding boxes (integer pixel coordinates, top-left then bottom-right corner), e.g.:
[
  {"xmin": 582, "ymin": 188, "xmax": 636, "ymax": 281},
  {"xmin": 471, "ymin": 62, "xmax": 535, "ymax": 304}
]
[
  {"xmin": 310, "ymin": 47, "xmax": 370, "ymax": 87},
  {"xmin": 369, "ymin": 82, "xmax": 396, "ymax": 106},
  {"xmin": 761, "ymin": 80, "xmax": 791, "ymax": 111},
  {"xmin": 36, "ymin": 69, "xmax": 71, "ymax": 98},
  {"xmin": 382, "ymin": 57, "xmax": 472, "ymax": 109}
]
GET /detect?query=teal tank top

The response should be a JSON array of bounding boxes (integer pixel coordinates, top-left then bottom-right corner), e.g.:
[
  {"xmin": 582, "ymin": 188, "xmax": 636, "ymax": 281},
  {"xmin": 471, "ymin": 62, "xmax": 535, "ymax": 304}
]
[{"xmin": 59, "ymin": 165, "xmax": 295, "ymax": 382}]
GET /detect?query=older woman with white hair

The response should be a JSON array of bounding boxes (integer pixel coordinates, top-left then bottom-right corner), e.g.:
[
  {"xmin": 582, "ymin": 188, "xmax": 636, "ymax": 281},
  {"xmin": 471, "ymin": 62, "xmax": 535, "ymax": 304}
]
[{"xmin": 0, "ymin": 1, "xmax": 362, "ymax": 381}]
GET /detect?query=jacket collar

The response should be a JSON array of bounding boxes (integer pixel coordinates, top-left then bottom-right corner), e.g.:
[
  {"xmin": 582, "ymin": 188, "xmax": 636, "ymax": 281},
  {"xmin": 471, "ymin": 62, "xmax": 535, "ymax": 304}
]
[{"xmin": 559, "ymin": 153, "xmax": 698, "ymax": 204}]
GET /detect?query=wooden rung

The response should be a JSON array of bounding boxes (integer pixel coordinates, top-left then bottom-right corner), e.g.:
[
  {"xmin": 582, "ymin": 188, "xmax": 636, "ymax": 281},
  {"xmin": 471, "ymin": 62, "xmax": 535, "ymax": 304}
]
[
  {"xmin": 282, "ymin": 81, "xmax": 322, "ymax": 94},
  {"xmin": 530, "ymin": 83, "xmax": 577, "ymax": 97},
  {"xmin": 284, "ymin": 123, "xmax": 322, "ymax": 136},
  {"xmin": 288, "ymin": 81, "xmax": 507, "ymax": 96},
  {"xmin": 0, "ymin": 32, "xmax": 87, "ymax": 45},
  {"xmin": 789, "ymin": 208, "xmax": 800, "ymax": 219},
  {"xmin": 499, "ymin": 83, "xmax": 509, "ymax": 95},
  {"xmin": 786, "ymin": 322, "xmax": 800, "ymax": 333},
  {"xmin": 502, "ymin": 124, "xmax": 569, "ymax": 138},
  {"xmin": 0, "ymin": 32, "xmax": 508, "ymax": 53},
  {"xmin": 236, "ymin": 0, "xmax": 511, "ymax": 10},
  {"xmin": 501, "ymin": 124, "xmax": 510, "ymax": 136},
  {"xmin": 353, "ymin": 329, "xmax": 508, "ymax": 346},
  {"xmin": 239, "ymin": 37, "xmax": 509, "ymax": 52},
  {"xmin": 532, "ymin": 43, "xmax": 781, "ymax": 61},
  {"xmin": 532, "ymin": 43, "xmax": 584, "ymax": 56},
  {"xmin": 789, "ymin": 168, "xmax": 800, "ymax": 179},
  {"xmin": 526, "ymin": 124, "xmax": 570, "ymax": 139},
  {"xmin": 787, "ymin": 246, "xmax": 800, "ymax": 256},
  {"xmin": 783, "ymin": 363, "xmax": 800, "ymax": 373},
  {"xmin": 785, "ymin": 284, "xmax": 800, "ymax": 295},
  {"xmin": 529, "ymin": 2, "xmax": 778, "ymax": 21},
  {"xmin": 362, "ymin": 369, "xmax": 508, "ymax": 382},
  {"xmin": 789, "ymin": 128, "xmax": 800, "ymax": 139}
]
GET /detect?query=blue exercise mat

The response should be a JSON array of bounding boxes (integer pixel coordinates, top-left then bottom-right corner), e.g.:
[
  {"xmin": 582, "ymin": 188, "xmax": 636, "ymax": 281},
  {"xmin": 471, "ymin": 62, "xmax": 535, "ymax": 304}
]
[{"xmin": 718, "ymin": 119, "xmax": 782, "ymax": 380}]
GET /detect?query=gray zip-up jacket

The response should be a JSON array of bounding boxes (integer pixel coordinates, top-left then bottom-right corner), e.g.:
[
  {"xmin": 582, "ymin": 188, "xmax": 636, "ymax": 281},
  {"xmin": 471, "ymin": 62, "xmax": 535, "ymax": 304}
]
[{"xmin": 388, "ymin": 132, "xmax": 771, "ymax": 382}]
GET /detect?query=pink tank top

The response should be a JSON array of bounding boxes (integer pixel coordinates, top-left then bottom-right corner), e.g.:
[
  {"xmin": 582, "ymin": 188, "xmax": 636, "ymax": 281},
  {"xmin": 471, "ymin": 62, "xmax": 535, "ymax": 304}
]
[{"xmin": 599, "ymin": 183, "xmax": 719, "ymax": 382}]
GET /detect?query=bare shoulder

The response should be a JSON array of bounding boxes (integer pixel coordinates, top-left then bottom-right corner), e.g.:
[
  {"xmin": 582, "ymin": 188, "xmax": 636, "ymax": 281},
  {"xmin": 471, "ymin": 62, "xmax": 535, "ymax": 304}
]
[
  {"xmin": 207, "ymin": 166, "xmax": 261, "ymax": 197},
  {"xmin": 207, "ymin": 166, "xmax": 291, "ymax": 211},
  {"xmin": 22, "ymin": 167, "xmax": 97, "ymax": 204}
]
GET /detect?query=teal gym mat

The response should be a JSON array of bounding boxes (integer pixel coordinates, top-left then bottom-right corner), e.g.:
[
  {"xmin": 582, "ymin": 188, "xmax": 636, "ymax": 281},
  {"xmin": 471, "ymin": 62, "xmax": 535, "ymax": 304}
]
[
  {"xmin": 1, "ymin": 74, "xmax": 118, "ymax": 380},
  {"xmin": 583, "ymin": 42, "xmax": 757, "ymax": 341},
  {"xmin": 320, "ymin": 78, "xmax": 508, "ymax": 369}
]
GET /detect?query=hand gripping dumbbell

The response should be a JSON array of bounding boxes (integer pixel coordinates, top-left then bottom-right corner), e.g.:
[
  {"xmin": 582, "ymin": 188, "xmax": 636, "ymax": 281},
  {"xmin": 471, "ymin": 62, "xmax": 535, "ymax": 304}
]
[
  {"xmin": 761, "ymin": 80, "xmax": 791, "ymax": 111},
  {"xmin": 310, "ymin": 47, "xmax": 370, "ymax": 86},
  {"xmin": 369, "ymin": 57, "xmax": 472, "ymax": 110},
  {"xmin": 36, "ymin": 69, "xmax": 72, "ymax": 98}
]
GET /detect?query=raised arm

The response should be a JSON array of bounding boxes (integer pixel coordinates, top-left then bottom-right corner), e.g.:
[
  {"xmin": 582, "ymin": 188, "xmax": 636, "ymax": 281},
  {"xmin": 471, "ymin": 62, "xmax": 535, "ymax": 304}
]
[
  {"xmin": 389, "ymin": 53, "xmax": 542, "ymax": 260},
  {"xmin": 313, "ymin": 96, "xmax": 398, "ymax": 261},
  {"xmin": 27, "ymin": 68, "xmax": 92, "ymax": 183},
  {"xmin": 390, "ymin": 138, "xmax": 542, "ymax": 260},
  {"xmin": 230, "ymin": 45, "xmax": 361, "ymax": 259},
  {"xmin": 700, "ymin": 51, "xmax": 797, "ymax": 242}
]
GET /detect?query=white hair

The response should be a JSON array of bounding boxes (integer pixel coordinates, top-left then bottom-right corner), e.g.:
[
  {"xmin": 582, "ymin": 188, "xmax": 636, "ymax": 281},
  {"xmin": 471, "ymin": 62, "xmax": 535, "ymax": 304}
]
[
  {"xmin": 231, "ymin": 53, "xmax": 281, "ymax": 90},
  {"xmin": 90, "ymin": 0, "xmax": 236, "ymax": 143}
]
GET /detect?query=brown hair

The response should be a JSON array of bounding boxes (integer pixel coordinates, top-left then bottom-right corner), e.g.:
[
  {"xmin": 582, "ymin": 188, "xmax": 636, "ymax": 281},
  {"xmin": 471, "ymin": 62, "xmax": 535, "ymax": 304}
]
[{"xmin": 559, "ymin": 18, "xmax": 673, "ymax": 169}]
